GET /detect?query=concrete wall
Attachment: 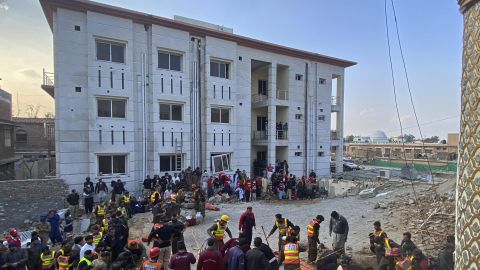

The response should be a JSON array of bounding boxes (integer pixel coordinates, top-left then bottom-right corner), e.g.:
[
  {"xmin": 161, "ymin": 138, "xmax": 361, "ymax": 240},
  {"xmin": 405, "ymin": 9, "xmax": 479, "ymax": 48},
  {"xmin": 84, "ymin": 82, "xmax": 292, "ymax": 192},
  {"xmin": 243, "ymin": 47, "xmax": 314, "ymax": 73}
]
[{"xmin": 0, "ymin": 179, "xmax": 69, "ymax": 230}]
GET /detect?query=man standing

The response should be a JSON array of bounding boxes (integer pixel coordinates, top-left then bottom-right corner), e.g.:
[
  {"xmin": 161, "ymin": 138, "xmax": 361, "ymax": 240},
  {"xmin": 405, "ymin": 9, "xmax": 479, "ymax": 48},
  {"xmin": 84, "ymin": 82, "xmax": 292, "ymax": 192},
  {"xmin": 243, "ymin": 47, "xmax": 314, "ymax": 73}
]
[
  {"xmin": 66, "ymin": 189, "xmax": 80, "ymax": 219},
  {"xmin": 245, "ymin": 238, "xmax": 270, "ymax": 270},
  {"xmin": 95, "ymin": 178, "xmax": 108, "ymax": 203},
  {"xmin": 170, "ymin": 216, "xmax": 186, "ymax": 255},
  {"xmin": 197, "ymin": 238, "xmax": 224, "ymax": 270},
  {"xmin": 192, "ymin": 184, "xmax": 206, "ymax": 223},
  {"xmin": 144, "ymin": 175, "xmax": 152, "ymax": 194},
  {"xmin": 4, "ymin": 242, "xmax": 28, "ymax": 269},
  {"xmin": 83, "ymin": 177, "xmax": 94, "ymax": 215},
  {"xmin": 369, "ymin": 221, "xmax": 388, "ymax": 253},
  {"xmin": 279, "ymin": 236, "xmax": 305, "ymax": 270},
  {"xmin": 37, "ymin": 217, "xmax": 51, "ymax": 247},
  {"xmin": 255, "ymin": 237, "xmax": 278, "ymax": 270},
  {"xmin": 148, "ymin": 221, "xmax": 175, "ymax": 268},
  {"xmin": 168, "ymin": 241, "xmax": 196, "ymax": 270},
  {"xmin": 329, "ymin": 211, "xmax": 349, "ymax": 255},
  {"xmin": 47, "ymin": 210, "xmax": 63, "ymax": 245},
  {"xmin": 238, "ymin": 207, "xmax": 256, "ymax": 245},
  {"xmin": 307, "ymin": 215, "xmax": 324, "ymax": 263},
  {"xmin": 227, "ymin": 239, "xmax": 246, "ymax": 270},
  {"xmin": 207, "ymin": 215, "xmax": 232, "ymax": 251},
  {"xmin": 79, "ymin": 235, "xmax": 95, "ymax": 259},
  {"xmin": 267, "ymin": 214, "xmax": 294, "ymax": 254},
  {"xmin": 113, "ymin": 179, "xmax": 125, "ymax": 203}
]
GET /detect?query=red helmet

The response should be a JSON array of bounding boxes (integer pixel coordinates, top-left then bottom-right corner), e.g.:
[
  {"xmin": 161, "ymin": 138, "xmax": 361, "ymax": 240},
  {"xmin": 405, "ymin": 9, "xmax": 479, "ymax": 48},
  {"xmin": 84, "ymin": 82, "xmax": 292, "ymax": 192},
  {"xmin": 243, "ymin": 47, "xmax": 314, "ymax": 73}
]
[
  {"xmin": 191, "ymin": 184, "xmax": 197, "ymax": 189},
  {"xmin": 9, "ymin": 229, "xmax": 17, "ymax": 236},
  {"xmin": 150, "ymin": 247, "xmax": 160, "ymax": 258}
]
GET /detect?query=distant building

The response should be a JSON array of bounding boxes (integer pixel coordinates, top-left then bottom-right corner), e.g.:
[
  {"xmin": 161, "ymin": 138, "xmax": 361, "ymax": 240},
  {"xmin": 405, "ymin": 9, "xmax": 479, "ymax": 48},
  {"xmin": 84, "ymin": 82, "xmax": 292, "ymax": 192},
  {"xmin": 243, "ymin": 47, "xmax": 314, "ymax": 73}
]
[
  {"xmin": 13, "ymin": 117, "xmax": 55, "ymax": 179},
  {"xmin": 0, "ymin": 88, "xmax": 16, "ymax": 180}
]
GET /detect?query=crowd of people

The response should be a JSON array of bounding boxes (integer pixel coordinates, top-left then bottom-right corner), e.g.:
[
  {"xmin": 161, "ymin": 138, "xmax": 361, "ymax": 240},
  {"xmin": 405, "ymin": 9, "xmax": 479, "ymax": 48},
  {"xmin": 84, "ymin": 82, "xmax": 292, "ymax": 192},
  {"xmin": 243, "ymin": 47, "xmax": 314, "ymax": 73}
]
[{"xmin": 0, "ymin": 164, "xmax": 454, "ymax": 270}]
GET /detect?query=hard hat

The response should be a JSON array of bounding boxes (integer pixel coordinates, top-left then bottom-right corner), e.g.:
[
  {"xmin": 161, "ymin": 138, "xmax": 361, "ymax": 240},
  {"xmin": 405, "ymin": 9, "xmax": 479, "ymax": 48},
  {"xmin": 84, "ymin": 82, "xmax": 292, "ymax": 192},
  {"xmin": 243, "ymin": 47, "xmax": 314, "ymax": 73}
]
[
  {"xmin": 9, "ymin": 229, "xmax": 17, "ymax": 236},
  {"xmin": 150, "ymin": 247, "xmax": 160, "ymax": 258},
  {"xmin": 220, "ymin": 215, "xmax": 230, "ymax": 222},
  {"xmin": 191, "ymin": 184, "xmax": 197, "ymax": 189}
]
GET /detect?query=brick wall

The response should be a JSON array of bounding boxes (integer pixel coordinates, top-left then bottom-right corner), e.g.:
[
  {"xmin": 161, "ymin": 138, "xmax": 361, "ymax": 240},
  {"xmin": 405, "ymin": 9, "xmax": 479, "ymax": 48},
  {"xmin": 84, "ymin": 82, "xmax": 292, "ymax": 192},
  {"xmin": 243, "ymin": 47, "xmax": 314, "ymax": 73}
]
[{"xmin": 0, "ymin": 179, "xmax": 69, "ymax": 231}]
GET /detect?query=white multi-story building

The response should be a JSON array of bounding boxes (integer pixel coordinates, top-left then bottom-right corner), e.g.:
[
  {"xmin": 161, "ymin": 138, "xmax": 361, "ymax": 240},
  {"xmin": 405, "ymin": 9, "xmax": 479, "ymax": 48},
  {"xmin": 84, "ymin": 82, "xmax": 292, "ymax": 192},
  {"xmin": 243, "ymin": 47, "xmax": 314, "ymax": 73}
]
[{"xmin": 40, "ymin": 0, "xmax": 355, "ymax": 191}]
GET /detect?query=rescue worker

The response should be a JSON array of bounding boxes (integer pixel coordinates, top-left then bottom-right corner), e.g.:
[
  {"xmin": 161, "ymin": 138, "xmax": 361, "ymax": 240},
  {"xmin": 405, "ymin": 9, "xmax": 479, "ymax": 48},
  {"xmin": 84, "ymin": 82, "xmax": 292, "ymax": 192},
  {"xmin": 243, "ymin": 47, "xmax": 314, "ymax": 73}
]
[
  {"xmin": 369, "ymin": 221, "xmax": 388, "ymax": 253},
  {"xmin": 150, "ymin": 187, "xmax": 161, "ymax": 206},
  {"xmin": 122, "ymin": 191, "xmax": 133, "ymax": 218},
  {"xmin": 207, "ymin": 214, "xmax": 232, "ymax": 250},
  {"xmin": 141, "ymin": 247, "xmax": 162, "ymax": 270},
  {"xmin": 373, "ymin": 236, "xmax": 399, "ymax": 270},
  {"xmin": 266, "ymin": 214, "xmax": 294, "ymax": 255},
  {"xmin": 6, "ymin": 229, "xmax": 21, "ymax": 248},
  {"xmin": 170, "ymin": 215, "xmax": 186, "ymax": 254},
  {"xmin": 307, "ymin": 215, "xmax": 324, "ymax": 263},
  {"xmin": 279, "ymin": 236, "xmax": 306, "ymax": 270},
  {"xmin": 77, "ymin": 250, "xmax": 94, "ymax": 270},
  {"xmin": 56, "ymin": 242, "xmax": 77, "ymax": 270},
  {"xmin": 95, "ymin": 202, "xmax": 107, "ymax": 224},
  {"xmin": 40, "ymin": 246, "xmax": 55, "ymax": 270},
  {"xmin": 91, "ymin": 225, "xmax": 103, "ymax": 246},
  {"xmin": 192, "ymin": 184, "xmax": 206, "ymax": 223},
  {"xmin": 102, "ymin": 215, "xmax": 111, "ymax": 233},
  {"xmin": 37, "ymin": 217, "xmax": 51, "ymax": 247}
]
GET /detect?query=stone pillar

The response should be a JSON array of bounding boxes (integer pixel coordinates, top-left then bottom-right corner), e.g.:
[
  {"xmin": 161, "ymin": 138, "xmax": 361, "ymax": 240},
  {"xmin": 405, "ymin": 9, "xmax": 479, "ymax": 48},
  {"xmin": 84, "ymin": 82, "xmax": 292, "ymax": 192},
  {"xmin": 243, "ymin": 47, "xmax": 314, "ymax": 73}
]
[
  {"xmin": 267, "ymin": 63, "xmax": 277, "ymax": 166},
  {"xmin": 456, "ymin": 0, "xmax": 480, "ymax": 268}
]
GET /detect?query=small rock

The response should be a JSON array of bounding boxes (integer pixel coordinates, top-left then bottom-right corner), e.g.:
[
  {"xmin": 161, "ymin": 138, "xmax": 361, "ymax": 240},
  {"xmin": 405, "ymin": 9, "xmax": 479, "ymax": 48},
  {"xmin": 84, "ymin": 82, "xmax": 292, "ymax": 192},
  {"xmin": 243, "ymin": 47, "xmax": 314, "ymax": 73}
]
[
  {"xmin": 373, "ymin": 203, "xmax": 380, "ymax": 209},
  {"xmin": 408, "ymin": 199, "xmax": 415, "ymax": 205},
  {"xmin": 24, "ymin": 219, "xmax": 31, "ymax": 224}
]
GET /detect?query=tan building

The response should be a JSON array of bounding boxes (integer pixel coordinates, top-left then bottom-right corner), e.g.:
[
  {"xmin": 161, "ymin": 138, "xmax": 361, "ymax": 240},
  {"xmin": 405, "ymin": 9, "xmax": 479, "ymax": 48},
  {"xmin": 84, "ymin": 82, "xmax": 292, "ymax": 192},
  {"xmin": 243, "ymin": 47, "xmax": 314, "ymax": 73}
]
[{"xmin": 345, "ymin": 133, "xmax": 459, "ymax": 163}]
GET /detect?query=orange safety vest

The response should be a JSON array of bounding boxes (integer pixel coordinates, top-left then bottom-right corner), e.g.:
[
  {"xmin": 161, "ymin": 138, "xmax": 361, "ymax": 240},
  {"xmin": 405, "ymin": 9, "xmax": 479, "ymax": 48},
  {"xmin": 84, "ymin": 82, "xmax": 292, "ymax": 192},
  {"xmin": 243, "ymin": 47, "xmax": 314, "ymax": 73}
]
[
  {"xmin": 142, "ymin": 260, "xmax": 162, "ymax": 270},
  {"xmin": 373, "ymin": 229, "xmax": 385, "ymax": 238},
  {"xmin": 307, "ymin": 219, "xmax": 319, "ymax": 238},
  {"xmin": 57, "ymin": 255, "xmax": 71, "ymax": 270},
  {"xmin": 40, "ymin": 251, "xmax": 55, "ymax": 269},
  {"xmin": 213, "ymin": 222, "xmax": 227, "ymax": 241},
  {"xmin": 276, "ymin": 218, "xmax": 288, "ymax": 235},
  {"xmin": 396, "ymin": 256, "xmax": 413, "ymax": 270},
  {"xmin": 283, "ymin": 243, "xmax": 300, "ymax": 265}
]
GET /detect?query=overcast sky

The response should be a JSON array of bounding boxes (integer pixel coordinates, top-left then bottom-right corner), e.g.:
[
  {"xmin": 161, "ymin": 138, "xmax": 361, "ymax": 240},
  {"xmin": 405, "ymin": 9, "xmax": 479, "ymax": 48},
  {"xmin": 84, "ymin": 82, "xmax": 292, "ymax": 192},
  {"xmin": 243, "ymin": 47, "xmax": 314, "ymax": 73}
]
[{"xmin": 0, "ymin": 0, "xmax": 462, "ymax": 140}]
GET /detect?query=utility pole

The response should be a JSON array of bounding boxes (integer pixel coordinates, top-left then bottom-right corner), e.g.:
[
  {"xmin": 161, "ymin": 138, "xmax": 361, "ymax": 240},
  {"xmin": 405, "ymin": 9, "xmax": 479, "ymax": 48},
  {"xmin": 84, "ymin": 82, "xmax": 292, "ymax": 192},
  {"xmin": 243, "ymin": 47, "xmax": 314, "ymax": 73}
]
[{"xmin": 456, "ymin": 0, "xmax": 480, "ymax": 268}]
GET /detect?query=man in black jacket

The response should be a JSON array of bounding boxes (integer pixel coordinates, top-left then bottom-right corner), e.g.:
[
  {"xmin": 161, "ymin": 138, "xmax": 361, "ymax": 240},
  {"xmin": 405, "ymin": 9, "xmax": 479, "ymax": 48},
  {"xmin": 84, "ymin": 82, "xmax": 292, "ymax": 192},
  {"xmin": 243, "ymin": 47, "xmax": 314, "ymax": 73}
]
[
  {"xmin": 66, "ymin": 189, "xmax": 80, "ymax": 218},
  {"xmin": 329, "ymin": 211, "xmax": 349, "ymax": 255},
  {"xmin": 246, "ymin": 237, "xmax": 270, "ymax": 270},
  {"xmin": 253, "ymin": 237, "xmax": 277, "ymax": 270}
]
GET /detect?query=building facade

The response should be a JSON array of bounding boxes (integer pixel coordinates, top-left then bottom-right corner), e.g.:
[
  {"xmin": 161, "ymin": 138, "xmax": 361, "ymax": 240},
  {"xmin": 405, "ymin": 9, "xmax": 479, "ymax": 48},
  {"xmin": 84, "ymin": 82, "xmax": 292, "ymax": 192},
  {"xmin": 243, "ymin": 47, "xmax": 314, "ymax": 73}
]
[
  {"xmin": 0, "ymin": 88, "xmax": 15, "ymax": 180},
  {"xmin": 40, "ymin": 0, "xmax": 355, "ymax": 191}
]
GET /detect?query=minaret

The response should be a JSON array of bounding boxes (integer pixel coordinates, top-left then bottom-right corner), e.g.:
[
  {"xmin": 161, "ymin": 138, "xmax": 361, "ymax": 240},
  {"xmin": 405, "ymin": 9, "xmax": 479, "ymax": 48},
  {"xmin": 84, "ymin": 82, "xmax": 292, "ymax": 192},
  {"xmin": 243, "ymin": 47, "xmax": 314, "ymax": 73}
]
[{"xmin": 456, "ymin": 0, "xmax": 480, "ymax": 268}]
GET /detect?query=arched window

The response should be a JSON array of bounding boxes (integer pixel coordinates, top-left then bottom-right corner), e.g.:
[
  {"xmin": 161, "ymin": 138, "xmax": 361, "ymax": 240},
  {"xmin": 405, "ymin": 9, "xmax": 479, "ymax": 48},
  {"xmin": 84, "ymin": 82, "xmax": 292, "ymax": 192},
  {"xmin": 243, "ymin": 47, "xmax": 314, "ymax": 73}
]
[{"xmin": 16, "ymin": 129, "xmax": 27, "ymax": 143}]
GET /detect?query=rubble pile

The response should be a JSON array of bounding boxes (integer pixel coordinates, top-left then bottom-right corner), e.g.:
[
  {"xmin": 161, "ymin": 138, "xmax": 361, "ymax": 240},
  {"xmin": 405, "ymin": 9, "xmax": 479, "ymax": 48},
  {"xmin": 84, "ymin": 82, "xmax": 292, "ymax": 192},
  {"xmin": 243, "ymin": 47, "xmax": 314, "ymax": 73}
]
[{"xmin": 385, "ymin": 186, "xmax": 455, "ymax": 258}]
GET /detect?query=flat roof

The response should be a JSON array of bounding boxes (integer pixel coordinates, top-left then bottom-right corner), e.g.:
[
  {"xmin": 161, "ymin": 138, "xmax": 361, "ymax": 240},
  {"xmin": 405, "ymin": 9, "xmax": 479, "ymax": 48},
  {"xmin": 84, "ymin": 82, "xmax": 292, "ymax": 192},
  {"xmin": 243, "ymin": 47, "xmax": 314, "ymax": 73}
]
[{"xmin": 40, "ymin": 0, "xmax": 356, "ymax": 68}]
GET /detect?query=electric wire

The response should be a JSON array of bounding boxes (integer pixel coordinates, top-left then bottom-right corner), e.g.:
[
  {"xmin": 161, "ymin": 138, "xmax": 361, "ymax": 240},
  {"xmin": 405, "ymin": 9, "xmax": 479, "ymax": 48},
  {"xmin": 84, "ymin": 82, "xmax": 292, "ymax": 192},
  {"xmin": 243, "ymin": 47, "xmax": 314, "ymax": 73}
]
[
  {"xmin": 389, "ymin": 0, "xmax": 436, "ymax": 190},
  {"xmin": 383, "ymin": 0, "xmax": 418, "ymax": 202}
]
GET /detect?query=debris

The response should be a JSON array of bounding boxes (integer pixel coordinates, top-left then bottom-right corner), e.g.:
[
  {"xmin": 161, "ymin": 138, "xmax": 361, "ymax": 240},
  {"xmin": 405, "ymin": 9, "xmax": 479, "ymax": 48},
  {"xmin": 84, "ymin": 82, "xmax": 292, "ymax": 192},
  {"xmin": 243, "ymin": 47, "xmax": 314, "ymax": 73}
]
[
  {"xmin": 359, "ymin": 188, "xmax": 378, "ymax": 199},
  {"xmin": 373, "ymin": 203, "xmax": 380, "ymax": 209}
]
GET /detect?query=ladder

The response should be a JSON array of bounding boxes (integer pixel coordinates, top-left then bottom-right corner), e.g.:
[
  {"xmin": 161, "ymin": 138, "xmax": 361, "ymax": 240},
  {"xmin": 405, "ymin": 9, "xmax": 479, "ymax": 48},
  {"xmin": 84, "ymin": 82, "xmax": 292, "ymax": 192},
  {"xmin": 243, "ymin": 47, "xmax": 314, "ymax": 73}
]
[{"xmin": 174, "ymin": 138, "xmax": 183, "ymax": 171}]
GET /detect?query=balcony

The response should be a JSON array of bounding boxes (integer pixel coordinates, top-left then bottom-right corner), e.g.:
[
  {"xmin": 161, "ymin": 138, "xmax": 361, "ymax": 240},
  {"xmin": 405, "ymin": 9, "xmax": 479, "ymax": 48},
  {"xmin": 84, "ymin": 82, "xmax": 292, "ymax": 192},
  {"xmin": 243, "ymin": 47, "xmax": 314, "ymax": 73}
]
[
  {"xmin": 41, "ymin": 68, "xmax": 55, "ymax": 98},
  {"xmin": 331, "ymin": 130, "xmax": 340, "ymax": 146},
  {"xmin": 252, "ymin": 94, "xmax": 268, "ymax": 103},
  {"xmin": 331, "ymin": 96, "xmax": 342, "ymax": 112},
  {"xmin": 252, "ymin": 130, "xmax": 268, "ymax": 140},
  {"xmin": 276, "ymin": 90, "xmax": 288, "ymax": 100},
  {"xmin": 276, "ymin": 130, "xmax": 288, "ymax": 140}
]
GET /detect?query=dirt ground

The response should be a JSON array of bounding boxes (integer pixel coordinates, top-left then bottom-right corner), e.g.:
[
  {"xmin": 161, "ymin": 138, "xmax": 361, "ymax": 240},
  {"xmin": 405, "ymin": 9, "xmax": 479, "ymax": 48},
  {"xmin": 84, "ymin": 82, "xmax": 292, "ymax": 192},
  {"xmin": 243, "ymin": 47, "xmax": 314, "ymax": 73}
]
[{"xmin": 128, "ymin": 174, "xmax": 455, "ymax": 268}]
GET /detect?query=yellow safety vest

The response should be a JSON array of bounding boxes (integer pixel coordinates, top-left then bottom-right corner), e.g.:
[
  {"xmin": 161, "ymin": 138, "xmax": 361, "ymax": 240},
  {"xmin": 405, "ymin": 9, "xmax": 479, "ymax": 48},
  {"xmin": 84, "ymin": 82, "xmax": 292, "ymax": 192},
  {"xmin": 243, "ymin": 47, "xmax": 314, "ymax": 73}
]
[
  {"xmin": 93, "ymin": 231, "xmax": 103, "ymax": 245},
  {"xmin": 40, "ymin": 251, "xmax": 55, "ymax": 269},
  {"xmin": 102, "ymin": 218, "xmax": 109, "ymax": 232},
  {"xmin": 96, "ymin": 205, "xmax": 106, "ymax": 216},
  {"xmin": 150, "ymin": 192, "xmax": 159, "ymax": 204},
  {"xmin": 117, "ymin": 207, "xmax": 126, "ymax": 217},
  {"xmin": 78, "ymin": 257, "xmax": 92, "ymax": 267},
  {"xmin": 307, "ymin": 219, "xmax": 318, "ymax": 238},
  {"xmin": 385, "ymin": 238, "xmax": 393, "ymax": 256},
  {"xmin": 213, "ymin": 222, "xmax": 226, "ymax": 240},
  {"xmin": 123, "ymin": 195, "xmax": 131, "ymax": 204},
  {"xmin": 276, "ymin": 218, "xmax": 288, "ymax": 235},
  {"xmin": 283, "ymin": 243, "xmax": 299, "ymax": 265}
]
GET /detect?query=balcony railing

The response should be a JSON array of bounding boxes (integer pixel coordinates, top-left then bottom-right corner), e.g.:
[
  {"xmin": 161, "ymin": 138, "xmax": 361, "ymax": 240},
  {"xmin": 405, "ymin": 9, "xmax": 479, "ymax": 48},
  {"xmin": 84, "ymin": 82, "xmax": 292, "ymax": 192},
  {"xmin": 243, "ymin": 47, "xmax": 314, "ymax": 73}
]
[
  {"xmin": 331, "ymin": 130, "xmax": 339, "ymax": 140},
  {"xmin": 331, "ymin": 96, "xmax": 342, "ymax": 111},
  {"xmin": 252, "ymin": 94, "xmax": 268, "ymax": 103},
  {"xmin": 42, "ymin": 68, "xmax": 54, "ymax": 86},
  {"xmin": 276, "ymin": 90, "xmax": 288, "ymax": 100},
  {"xmin": 252, "ymin": 130, "xmax": 268, "ymax": 140},
  {"xmin": 276, "ymin": 130, "xmax": 288, "ymax": 140}
]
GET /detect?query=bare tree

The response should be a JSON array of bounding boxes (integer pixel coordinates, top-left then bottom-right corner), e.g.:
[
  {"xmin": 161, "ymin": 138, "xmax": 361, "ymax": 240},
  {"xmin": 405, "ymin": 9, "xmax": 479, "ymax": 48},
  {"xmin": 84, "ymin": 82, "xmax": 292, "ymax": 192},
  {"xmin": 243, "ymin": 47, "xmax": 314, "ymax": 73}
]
[
  {"xmin": 25, "ymin": 104, "xmax": 42, "ymax": 118},
  {"xmin": 44, "ymin": 112, "xmax": 55, "ymax": 119}
]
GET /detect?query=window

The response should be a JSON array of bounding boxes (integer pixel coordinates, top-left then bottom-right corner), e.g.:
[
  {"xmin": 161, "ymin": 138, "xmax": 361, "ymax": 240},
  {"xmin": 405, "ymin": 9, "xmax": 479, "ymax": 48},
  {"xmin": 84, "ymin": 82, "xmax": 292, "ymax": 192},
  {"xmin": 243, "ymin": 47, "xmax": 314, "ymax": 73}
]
[
  {"xmin": 98, "ymin": 155, "xmax": 126, "ymax": 175},
  {"xmin": 46, "ymin": 125, "xmax": 55, "ymax": 138},
  {"xmin": 15, "ymin": 130, "xmax": 27, "ymax": 143},
  {"xmin": 96, "ymin": 40, "xmax": 125, "ymax": 63},
  {"xmin": 256, "ymin": 116, "xmax": 267, "ymax": 131},
  {"xmin": 318, "ymin": 115, "xmax": 325, "ymax": 121},
  {"xmin": 160, "ymin": 155, "xmax": 183, "ymax": 172},
  {"xmin": 4, "ymin": 128, "xmax": 11, "ymax": 147},
  {"xmin": 318, "ymin": 151, "xmax": 324, "ymax": 157},
  {"xmin": 258, "ymin": 80, "xmax": 267, "ymax": 95},
  {"xmin": 319, "ymin": 78, "xmax": 326, "ymax": 84},
  {"xmin": 97, "ymin": 99, "xmax": 126, "ymax": 118},
  {"xmin": 295, "ymin": 74, "xmax": 303, "ymax": 81},
  {"xmin": 211, "ymin": 153, "xmax": 232, "ymax": 173},
  {"xmin": 295, "ymin": 152, "xmax": 302, "ymax": 157},
  {"xmin": 211, "ymin": 107, "xmax": 230, "ymax": 123},
  {"xmin": 295, "ymin": 114, "xmax": 303, "ymax": 120},
  {"xmin": 159, "ymin": 103, "xmax": 183, "ymax": 121},
  {"xmin": 158, "ymin": 51, "xmax": 182, "ymax": 71},
  {"xmin": 210, "ymin": 60, "xmax": 230, "ymax": 79}
]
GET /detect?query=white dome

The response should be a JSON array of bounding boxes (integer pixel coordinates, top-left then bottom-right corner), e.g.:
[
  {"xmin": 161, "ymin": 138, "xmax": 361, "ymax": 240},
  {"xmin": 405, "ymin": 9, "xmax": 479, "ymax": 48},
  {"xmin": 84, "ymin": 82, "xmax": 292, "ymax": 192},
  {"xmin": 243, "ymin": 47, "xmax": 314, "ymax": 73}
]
[{"xmin": 370, "ymin": 130, "xmax": 388, "ymax": 143}]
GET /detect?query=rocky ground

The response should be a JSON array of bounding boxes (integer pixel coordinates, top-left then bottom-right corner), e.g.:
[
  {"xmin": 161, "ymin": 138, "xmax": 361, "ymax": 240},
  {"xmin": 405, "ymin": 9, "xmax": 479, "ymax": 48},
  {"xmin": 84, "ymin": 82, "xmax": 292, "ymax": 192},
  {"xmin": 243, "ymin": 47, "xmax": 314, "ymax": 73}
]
[{"xmin": 129, "ymin": 173, "xmax": 455, "ymax": 267}]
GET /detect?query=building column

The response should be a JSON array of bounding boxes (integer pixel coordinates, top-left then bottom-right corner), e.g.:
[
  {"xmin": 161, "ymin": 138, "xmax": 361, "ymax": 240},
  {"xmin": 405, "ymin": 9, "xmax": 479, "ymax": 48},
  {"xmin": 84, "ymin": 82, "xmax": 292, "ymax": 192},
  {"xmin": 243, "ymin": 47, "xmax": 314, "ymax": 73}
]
[
  {"xmin": 267, "ymin": 64, "xmax": 277, "ymax": 166},
  {"xmin": 335, "ymin": 75, "xmax": 344, "ymax": 174},
  {"xmin": 456, "ymin": 0, "xmax": 480, "ymax": 268}
]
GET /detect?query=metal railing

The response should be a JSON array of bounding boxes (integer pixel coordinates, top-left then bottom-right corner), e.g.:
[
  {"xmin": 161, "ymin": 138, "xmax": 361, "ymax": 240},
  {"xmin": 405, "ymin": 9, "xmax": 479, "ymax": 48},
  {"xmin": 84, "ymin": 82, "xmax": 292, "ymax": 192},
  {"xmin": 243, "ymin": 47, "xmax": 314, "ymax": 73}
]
[
  {"xmin": 252, "ymin": 130, "xmax": 268, "ymax": 140},
  {"xmin": 276, "ymin": 90, "xmax": 288, "ymax": 100},
  {"xmin": 43, "ymin": 68, "xmax": 54, "ymax": 86},
  {"xmin": 252, "ymin": 94, "xmax": 268, "ymax": 103},
  {"xmin": 276, "ymin": 130, "xmax": 288, "ymax": 140}
]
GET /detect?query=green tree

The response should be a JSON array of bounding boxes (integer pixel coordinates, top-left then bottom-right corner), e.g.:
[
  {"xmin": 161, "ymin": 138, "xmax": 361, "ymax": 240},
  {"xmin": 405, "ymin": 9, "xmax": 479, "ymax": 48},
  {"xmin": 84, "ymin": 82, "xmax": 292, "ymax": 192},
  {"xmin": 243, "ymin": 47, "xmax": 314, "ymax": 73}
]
[
  {"xmin": 423, "ymin": 136, "xmax": 440, "ymax": 143},
  {"xmin": 345, "ymin": 135, "xmax": 354, "ymax": 142},
  {"xmin": 404, "ymin": 134, "xmax": 415, "ymax": 143}
]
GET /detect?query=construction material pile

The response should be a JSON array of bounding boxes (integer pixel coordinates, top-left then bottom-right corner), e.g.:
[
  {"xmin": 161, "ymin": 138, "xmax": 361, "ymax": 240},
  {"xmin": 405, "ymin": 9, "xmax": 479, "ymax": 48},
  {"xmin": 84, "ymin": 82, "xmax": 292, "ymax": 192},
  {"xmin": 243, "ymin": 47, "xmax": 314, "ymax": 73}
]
[{"xmin": 385, "ymin": 185, "xmax": 455, "ymax": 258}]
